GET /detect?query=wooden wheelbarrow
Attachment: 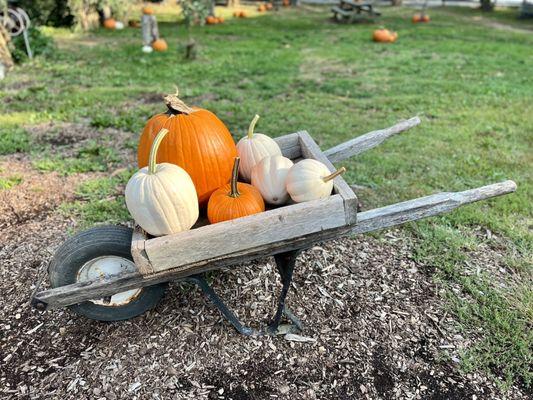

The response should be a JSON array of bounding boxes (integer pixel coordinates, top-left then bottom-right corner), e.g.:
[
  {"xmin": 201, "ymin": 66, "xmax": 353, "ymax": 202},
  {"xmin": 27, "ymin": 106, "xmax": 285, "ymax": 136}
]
[{"xmin": 31, "ymin": 117, "xmax": 517, "ymax": 335}]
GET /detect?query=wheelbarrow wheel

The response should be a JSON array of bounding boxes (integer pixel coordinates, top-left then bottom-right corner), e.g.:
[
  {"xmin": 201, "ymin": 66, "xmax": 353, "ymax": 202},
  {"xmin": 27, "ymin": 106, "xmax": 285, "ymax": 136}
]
[{"xmin": 49, "ymin": 225, "xmax": 166, "ymax": 322}]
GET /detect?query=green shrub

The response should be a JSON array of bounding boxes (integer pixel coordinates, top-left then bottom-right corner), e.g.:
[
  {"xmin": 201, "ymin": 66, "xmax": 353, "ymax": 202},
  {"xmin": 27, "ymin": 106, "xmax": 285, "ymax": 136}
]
[
  {"xmin": 0, "ymin": 128, "xmax": 30, "ymax": 155},
  {"xmin": 11, "ymin": 26, "xmax": 55, "ymax": 63}
]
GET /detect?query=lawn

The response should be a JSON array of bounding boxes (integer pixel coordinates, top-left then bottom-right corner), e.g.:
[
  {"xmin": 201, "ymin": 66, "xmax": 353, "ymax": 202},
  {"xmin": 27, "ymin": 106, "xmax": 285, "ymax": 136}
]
[{"xmin": 1, "ymin": 4, "xmax": 531, "ymax": 392}]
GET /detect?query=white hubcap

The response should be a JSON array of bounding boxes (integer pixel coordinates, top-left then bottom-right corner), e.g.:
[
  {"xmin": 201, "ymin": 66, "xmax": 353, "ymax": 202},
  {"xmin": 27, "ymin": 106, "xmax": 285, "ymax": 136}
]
[{"xmin": 77, "ymin": 256, "xmax": 141, "ymax": 306}]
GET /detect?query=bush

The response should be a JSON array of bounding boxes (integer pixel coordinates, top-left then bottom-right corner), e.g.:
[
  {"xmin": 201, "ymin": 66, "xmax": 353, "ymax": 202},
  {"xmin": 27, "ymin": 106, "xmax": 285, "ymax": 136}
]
[
  {"xmin": 11, "ymin": 26, "xmax": 55, "ymax": 63},
  {"xmin": 14, "ymin": 0, "xmax": 73, "ymax": 27}
]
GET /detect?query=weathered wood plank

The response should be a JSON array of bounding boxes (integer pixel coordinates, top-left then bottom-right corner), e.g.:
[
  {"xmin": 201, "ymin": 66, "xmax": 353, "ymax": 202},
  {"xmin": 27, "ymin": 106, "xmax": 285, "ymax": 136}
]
[
  {"xmin": 33, "ymin": 180, "xmax": 516, "ymax": 309},
  {"xmin": 352, "ymin": 180, "xmax": 517, "ymax": 235},
  {"xmin": 298, "ymin": 131, "xmax": 358, "ymax": 225},
  {"xmin": 144, "ymin": 194, "xmax": 347, "ymax": 273},
  {"xmin": 324, "ymin": 117, "xmax": 421, "ymax": 163},
  {"xmin": 274, "ymin": 132, "xmax": 301, "ymax": 160}
]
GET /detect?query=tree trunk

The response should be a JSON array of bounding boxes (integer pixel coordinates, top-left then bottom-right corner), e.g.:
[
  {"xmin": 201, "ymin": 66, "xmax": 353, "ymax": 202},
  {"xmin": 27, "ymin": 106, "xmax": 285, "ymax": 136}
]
[
  {"xmin": 480, "ymin": 0, "xmax": 495, "ymax": 11},
  {"xmin": 391, "ymin": 0, "xmax": 403, "ymax": 6}
]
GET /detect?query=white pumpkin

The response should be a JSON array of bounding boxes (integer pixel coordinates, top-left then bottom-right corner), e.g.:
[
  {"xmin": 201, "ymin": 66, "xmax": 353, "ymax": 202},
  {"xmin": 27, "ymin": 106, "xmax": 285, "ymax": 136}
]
[
  {"xmin": 286, "ymin": 159, "xmax": 346, "ymax": 203},
  {"xmin": 125, "ymin": 128, "xmax": 199, "ymax": 236},
  {"xmin": 236, "ymin": 114, "xmax": 282, "ymax": 182},
  {"xmin": 251, "ymin": 155, "xmax": 293, "ymax": 205}
]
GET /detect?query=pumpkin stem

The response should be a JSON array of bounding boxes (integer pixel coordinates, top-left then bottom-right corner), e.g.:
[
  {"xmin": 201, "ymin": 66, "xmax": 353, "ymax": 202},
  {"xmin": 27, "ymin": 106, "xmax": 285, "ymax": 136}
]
[
  {"xmin": 322, "ymin": 167, "xmax": 346, "ymax": 183},
  {"xmin": 164, "ymin": 88, "xmax": 194, "ymax": 115},
  {"xmin": 148, "ymin": 128, "xmax": 169, "ymax": 174},
  {"xmin": 229, "ymin": 157, "xmax": 240, "ymax": 198},
  {"xmin": 247, "ymin": 114, "xmax": 260, "ymax": 139}
]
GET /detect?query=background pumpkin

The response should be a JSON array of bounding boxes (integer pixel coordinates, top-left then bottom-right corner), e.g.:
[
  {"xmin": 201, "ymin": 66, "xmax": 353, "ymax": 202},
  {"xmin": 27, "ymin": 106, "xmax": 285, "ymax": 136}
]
[
  {"xmin": 137, "ymin": 91, "xmax": 237, "ymax": 206},
  {"xmin": 125, "ymin": 128, "xmax": 199, "ymax": 236},
  {"xmin": 103, "ymin": 18, "xmax": 116, "ymax": 29},
  {"xmin": 208, "ymin": 158, "xmax": 265, "ymax": 224},
  {"xmin": 152, "ymin": 39, "xmax": 168, "ymax": 52}
]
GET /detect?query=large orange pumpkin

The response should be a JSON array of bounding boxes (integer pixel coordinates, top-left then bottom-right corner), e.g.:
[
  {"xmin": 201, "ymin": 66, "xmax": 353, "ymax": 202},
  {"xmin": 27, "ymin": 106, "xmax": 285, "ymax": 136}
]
[
  {"xmin": 138, "ymin": 92, "xmax": 237, "ymax": 206},
  {"xmin": 103, "ymin": 18, "xmax": 116, "ymax": 29},
  {"xmin": 207, "ymin": 157, "xmax": 265, "ymax": 224}
]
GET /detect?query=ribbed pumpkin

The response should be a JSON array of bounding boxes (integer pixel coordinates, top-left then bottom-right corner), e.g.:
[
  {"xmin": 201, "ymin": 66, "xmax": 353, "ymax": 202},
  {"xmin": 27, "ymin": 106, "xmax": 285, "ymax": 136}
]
[
  {"xmin": 412, "ymin": 14, "xmax": 430, "ymax": 23},
  {"xmin": 138, "ymin": 91, "xmax": 237, "ymax": 206},
  {"xmin": 125, "ymin": 128, "xmax": 199, "ymax": 236},
  {"xmin": 207, "ymin": 158, "xmax": 265, "ymax": 224},
  {"xmin": 373, "ymin": 28, "xmax": 397, "ymax": 43}
]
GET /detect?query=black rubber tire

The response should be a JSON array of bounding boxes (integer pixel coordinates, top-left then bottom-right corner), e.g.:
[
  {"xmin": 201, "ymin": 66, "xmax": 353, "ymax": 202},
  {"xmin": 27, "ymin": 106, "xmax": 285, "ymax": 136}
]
[{"xmin": 49, "ymin": 225, "xmax": 166, "ymax": 322}]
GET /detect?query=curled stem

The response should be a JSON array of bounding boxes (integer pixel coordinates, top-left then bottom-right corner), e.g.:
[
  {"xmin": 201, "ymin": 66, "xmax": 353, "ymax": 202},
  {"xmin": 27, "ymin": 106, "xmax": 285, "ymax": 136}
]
[
  {"xmin": 148, "ymin": 128, "xmax": 169, "ymax": 174},
  {"xmin": 247, "ymin": 114, "xmax": 260, "ymax": 139}
]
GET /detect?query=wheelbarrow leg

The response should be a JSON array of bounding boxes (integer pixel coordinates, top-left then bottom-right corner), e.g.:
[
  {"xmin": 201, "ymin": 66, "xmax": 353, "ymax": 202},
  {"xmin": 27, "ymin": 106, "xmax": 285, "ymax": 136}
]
[
  {"xmin": 267, "ymin": 250, "xmax": 303, "ymax": 334},
  {"xmin": 186, "ymin": 250, "xmax": 303, "ymax": 336}
]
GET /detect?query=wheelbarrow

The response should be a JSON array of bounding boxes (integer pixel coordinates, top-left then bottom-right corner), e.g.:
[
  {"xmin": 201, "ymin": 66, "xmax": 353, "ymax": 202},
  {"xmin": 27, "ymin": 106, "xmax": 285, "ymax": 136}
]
[{"xmin": 31, "ymin": 117, "xmax": 517, "ymax": 336}]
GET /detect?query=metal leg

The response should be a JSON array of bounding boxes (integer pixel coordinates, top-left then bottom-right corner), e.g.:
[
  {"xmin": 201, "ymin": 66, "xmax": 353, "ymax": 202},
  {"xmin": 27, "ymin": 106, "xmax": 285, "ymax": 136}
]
[{"xmin": 187, "ymin": 250, "xmax": 303, "ymax": 336}]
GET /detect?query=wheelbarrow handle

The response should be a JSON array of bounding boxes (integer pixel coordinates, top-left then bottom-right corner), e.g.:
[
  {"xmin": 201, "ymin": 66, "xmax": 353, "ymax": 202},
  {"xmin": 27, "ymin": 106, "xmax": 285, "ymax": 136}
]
[{"xmin": 324, "ymin": 116, "xmax": 421, "ymax": 163}]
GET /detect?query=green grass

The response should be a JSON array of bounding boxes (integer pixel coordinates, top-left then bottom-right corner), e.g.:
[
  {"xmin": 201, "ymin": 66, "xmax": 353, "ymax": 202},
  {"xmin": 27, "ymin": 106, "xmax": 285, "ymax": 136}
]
[
  {"xmin": 60, "ymin": 171, "xmax": 131, "ymax": 229},
  {"xmin": 0, "ymin": 175, "xmax": 23, "ymax": 190},
  {"xmin": 0, "ymin": 5, "xmax": 531, "ymax": 390}
]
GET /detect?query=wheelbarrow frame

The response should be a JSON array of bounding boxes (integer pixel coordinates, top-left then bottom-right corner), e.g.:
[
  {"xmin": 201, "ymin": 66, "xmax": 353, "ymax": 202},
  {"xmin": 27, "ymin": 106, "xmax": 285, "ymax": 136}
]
[{"xmin": 31, "ymin": 117, "xmax": 517, "ymax": 335}]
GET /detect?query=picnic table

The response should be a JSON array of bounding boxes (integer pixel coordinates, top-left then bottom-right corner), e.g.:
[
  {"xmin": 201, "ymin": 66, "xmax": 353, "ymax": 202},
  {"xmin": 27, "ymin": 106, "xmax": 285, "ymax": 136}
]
[{"xmin": 331, "ymin": 0, "xmax": 381, "ymax": 23}]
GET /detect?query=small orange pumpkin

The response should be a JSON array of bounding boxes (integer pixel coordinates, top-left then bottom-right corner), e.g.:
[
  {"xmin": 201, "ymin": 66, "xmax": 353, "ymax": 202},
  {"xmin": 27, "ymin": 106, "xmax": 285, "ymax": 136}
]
[
  {"xmin": 239, "ymin": 11, "xmax": 248, "ymax": 18},
  {"xmin": 373, "ymin": 28, "xmax": 397, "ymax": 43},
  {"xmin": 266, "ymin": 3, "xmax": 273, "ymax": 10},
  {"xmin": 207, "ymin": 157, "xmax": 265, "ymax": 224},
  {"xmin": 152, "ymin": 38, "xmax": 168, "ymax": 51},
  {"xmin": 258, "ymin": 4, "xmax": 267, "ymax": 12},
  {"xmin": 138, "ymin": 91, "xmax": 237, "ymax": 206},
  {"xmin": 412, "ymin": 14, "xmax": 430, "ymax": 23},
  {"xmin": 233, "ymin": 11, "xmax": 240, "ymax": 17},
  {"xmin": 103, "ymin": 18, "xmax": 116, "ymax": 29},
  {"xmin": 142, "ymin": 6, "xmax": 155, "ymax": 15},
  {"xmin": 206, "ymin": 15, "xmax": 217, "ymax": 24},
  {"xmin": 218, "ymin": 16, "xmax": 225, "ymax": 23}
]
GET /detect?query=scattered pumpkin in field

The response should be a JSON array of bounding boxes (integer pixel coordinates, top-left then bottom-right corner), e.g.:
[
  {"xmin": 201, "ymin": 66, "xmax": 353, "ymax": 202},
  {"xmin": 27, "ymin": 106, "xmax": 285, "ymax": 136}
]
[
  {"xmin": 125, "ymin": 128, "xmax": 199, "ymax": 236},
  {"xmin": 286, "ymin": 159, "xmax": 346, "ymax": 203},
  {"xmin": 142, "ymin": 6, "xmax": 155, "ymax": 15},
  {"xmin": 373, "ymin": 28, "xmax": 397, "ymax": 43},
  {"xmin": 207, "ymin": 157, "xmax": 265, "ymax": 224},
  {"xmin": 138, "ymin": 90, "xmax": 237, "ymax": 206},
  {"xmin": 152, "ymin": 38, "xmax": 168, "ymax": 51},
  {"xmin": 239, "ymin": 11, "xmax": 248, "ymax": 18},
  {"xmin": 236, "ymin": 114, "xmax": 282, "ymax": 182},
  {"xmin": 412, "ymin": 14, "xmax": 430, "ymax": 23},
  {"xmin": 218, "ymin": 16, "xmax": 225, "ymax": 23},
  {"xmin": 115, "ymin": 21, "xmax": 124, "ymax": 30},
  {"xmin": 206, "ymin": 15, "xmax": 218, "ymax": 24},
  {"xmin": 258, "ymin": 4, "xmax": 267, "ymax": 12},
  {"xmin": 283, "ymin": 0, "xmax": 290, "ymax": 6},
  {"xmin": 251, "ymin": 155, "xmax": 293, "ymax": 205},
  {"xmin": 103, "ymin": 18, "xmax": 116, "ymax": 29},
  {"xmin": 266, "ymin": 3, "xmax": 273, "ymax": 10},
  {"xmin": 233, "ymin": 11, "xmax": 240, "ymax": 17}
]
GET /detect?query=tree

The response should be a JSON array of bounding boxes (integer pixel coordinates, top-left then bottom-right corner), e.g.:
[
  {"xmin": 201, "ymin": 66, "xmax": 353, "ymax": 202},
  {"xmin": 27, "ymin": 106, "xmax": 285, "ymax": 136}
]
[
  {"xmin": 480, "ymin": 0, "xmax": 495, "ymax": 11},
  {"xmin": 178, "ymin": 0, "xmax": 210, "ymax": 59}
]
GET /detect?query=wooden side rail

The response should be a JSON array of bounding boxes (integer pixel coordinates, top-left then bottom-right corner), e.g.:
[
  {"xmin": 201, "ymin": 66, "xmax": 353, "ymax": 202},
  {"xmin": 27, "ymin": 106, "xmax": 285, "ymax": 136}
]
[{"xmin": 32, "ymin": 180, "xmax": 516, "ymax": 310}]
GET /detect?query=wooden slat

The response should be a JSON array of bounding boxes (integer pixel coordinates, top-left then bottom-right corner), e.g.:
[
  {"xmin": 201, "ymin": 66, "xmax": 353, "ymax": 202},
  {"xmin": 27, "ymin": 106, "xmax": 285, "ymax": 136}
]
[
  {"xmin": 324, "ymin": 117, "xmax": 421, "ymax": 163},
  {"xmin": 144, "ymin": 194, "xmax": 347, "ymax": 273},
  {"xmin": 274, "ymin": 132, "xmax": 301, "ymax": 160},
  {"xmin": 297, "ymin": 131, "xmax": 358, "ymax": 225},
  {"xmin": 32, "ymin": 180, "xmax": 517, "ymax": 310}
]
